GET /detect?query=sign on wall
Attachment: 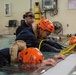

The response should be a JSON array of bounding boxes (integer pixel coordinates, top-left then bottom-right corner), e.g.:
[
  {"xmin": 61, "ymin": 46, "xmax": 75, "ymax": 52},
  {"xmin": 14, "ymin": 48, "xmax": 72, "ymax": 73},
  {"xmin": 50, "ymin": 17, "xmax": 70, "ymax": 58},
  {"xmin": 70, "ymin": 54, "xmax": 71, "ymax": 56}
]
[
  {"xmin": 68, "ymin": 0, "xmax": 76, "ymax": 9},
  {"xmin": 4, "ymin": 3, "xmax": 11, "ymax": 16}
]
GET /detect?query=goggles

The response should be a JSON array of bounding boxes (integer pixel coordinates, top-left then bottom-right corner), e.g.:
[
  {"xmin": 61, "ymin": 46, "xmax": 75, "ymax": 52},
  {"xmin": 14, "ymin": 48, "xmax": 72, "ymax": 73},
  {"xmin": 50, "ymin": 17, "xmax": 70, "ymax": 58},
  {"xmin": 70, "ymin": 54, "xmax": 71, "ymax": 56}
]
[{"xmin": 27, "ymin": 14, "xmax": 35, "ymax": 18}]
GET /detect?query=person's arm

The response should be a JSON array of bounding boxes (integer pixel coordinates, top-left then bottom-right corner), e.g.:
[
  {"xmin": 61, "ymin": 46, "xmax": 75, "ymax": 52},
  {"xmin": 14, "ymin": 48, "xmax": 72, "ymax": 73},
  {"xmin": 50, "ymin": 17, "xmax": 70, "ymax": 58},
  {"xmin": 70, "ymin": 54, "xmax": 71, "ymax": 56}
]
[
  {"xmin": 40, "ymin": 42, "xmax": 61, "ymax": 52},
  {"xmin": 0, "ymin": 48, "xmax": 10, "ymax": 66},
  {"xmin": 41, "ymin": 54, "xmax": 65, "ymax": 66},
  {"xmin": 53, "ymin": 54, "xmax": 65, "ymax": 60},
  {"xmin": 44, "ymin": 38, "xmax": 66, "ymax": 49},
  {"xmin": 41, "ymin": 58, "xmax": 56, "ymax": 66}
]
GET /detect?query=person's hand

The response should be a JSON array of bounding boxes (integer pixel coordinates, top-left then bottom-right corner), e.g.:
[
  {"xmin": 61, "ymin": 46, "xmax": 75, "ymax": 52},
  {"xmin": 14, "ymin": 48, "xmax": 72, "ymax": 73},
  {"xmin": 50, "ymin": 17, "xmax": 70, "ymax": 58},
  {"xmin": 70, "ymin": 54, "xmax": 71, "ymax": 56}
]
[
  {"xmin": 53, "ymin": 54, "xmax": 65, "ymax": 60},
  {"xmin": 41, "ymin": 58, "xmax": 56, "ymax": 66}
]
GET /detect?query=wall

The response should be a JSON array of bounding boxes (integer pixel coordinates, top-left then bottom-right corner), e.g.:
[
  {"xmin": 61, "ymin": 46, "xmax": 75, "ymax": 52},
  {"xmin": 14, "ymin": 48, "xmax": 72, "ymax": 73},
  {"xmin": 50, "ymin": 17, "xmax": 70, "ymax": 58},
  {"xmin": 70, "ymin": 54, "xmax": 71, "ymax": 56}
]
[{"xmin": 0, "ymin": 0, "xmax": 76, "ymax": 35}]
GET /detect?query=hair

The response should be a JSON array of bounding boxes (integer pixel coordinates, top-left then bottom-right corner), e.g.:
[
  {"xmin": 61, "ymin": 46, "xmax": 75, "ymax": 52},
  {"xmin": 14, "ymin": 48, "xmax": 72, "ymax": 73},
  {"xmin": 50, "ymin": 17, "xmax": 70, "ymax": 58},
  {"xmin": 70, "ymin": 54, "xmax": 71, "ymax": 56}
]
[{"xmin": 23, "ymin": 11, "xmax": 34, "ymax": 19}]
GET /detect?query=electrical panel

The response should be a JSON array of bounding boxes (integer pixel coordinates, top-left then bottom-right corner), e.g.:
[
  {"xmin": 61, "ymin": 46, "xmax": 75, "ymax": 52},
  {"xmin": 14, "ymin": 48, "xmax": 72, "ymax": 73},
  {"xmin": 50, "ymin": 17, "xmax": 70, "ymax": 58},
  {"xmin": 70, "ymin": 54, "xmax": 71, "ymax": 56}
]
[{"xmin": 42, "ymin": 0, "xmax": 56, "ymax": 11}]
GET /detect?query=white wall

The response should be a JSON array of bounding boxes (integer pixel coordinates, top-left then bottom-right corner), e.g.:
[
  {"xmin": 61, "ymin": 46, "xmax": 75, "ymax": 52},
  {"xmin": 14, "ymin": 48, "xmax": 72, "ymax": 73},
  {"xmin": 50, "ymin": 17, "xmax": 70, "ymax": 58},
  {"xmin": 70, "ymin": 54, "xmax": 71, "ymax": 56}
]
[{"xmin": 0, "ymin": 0, "xmax": 76, "ymax": 35}]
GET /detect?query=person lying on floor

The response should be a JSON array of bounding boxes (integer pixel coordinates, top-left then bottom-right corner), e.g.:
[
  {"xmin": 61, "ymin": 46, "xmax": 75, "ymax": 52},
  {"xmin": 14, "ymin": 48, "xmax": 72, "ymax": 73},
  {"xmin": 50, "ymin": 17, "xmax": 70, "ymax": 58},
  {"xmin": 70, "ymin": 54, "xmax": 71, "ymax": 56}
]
[
  {"xmin": 16, "ymin": 19, "xmax": 65, "ymax": 52},
  {"xmin": 0, "ymin": 40, "xmax": 65, "ymax": 68}
]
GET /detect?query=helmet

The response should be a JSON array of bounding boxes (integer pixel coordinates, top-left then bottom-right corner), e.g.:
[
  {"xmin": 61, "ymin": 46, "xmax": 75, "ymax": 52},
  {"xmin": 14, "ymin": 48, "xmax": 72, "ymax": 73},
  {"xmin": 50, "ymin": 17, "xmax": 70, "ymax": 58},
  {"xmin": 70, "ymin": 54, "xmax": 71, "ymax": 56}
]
[
  {"xmin": 37, "ymin": 19, "xmax": 54, "ymax": 33},
  {"xmin": 19, "ymin": 47, "xmax": 44, "ymax": 64},
  {"xmin": 69, "ymin": 36, "xmax": 76, "ymax": 45}
]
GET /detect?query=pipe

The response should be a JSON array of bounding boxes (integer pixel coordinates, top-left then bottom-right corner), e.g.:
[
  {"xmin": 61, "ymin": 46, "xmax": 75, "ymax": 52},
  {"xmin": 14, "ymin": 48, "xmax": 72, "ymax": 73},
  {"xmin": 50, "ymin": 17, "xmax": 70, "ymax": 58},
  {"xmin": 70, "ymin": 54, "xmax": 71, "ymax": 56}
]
[{"xmin": 30, "ymin": 0, "xmax": 32, "ymax": 11}]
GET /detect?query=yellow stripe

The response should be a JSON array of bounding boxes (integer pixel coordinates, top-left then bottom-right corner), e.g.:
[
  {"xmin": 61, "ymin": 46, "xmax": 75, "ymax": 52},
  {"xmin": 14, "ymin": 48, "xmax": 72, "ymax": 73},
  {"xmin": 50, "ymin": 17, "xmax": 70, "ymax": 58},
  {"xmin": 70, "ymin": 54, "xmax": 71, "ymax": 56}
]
[{"xmin": 38, "ymin": 40, "xmax": 44, "ymax": 50}]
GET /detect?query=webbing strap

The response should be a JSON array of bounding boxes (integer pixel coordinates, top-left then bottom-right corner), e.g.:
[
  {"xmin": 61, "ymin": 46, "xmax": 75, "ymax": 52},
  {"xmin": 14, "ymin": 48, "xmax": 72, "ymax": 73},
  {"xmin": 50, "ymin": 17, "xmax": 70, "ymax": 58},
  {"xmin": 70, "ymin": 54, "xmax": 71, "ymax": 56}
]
[
  {"xmin": 38, "ymin": 40, "xmax": 44, "ymax": 50},
  {"xmin": 60, "ymin": 43, "xmax": 76, "ymax": 55}
]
